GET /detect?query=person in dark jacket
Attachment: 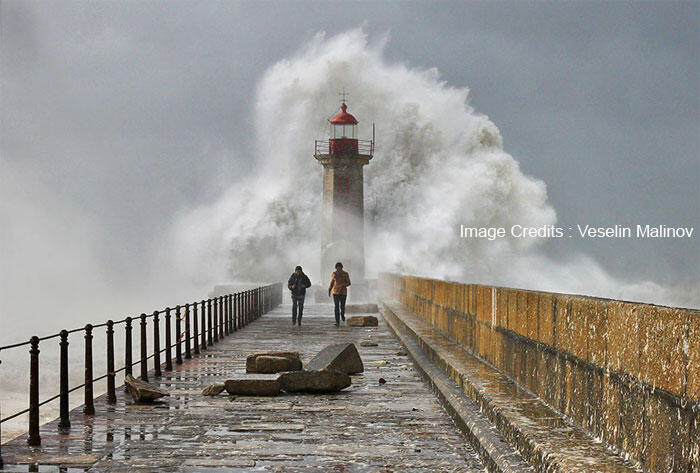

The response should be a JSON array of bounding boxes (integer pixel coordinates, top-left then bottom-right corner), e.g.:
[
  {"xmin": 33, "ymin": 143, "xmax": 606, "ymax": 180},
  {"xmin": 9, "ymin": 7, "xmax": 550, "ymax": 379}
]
[{"xmin": 288, "ymin": 265, "xmax": 311, "ymax": 326}]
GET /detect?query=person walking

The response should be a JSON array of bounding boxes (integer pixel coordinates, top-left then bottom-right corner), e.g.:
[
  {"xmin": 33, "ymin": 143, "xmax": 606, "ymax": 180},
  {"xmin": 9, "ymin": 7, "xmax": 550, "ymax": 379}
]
[
  {"xmin": 328, "ymin": 262, "xmax": 351, "ymax": 326},
  {"xmin": 288, "ymin": 265, "xmax": 311, "ymax": 326}
]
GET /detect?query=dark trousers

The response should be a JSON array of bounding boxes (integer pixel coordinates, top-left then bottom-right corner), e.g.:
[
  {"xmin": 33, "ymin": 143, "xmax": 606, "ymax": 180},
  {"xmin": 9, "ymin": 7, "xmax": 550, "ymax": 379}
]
[
  {"xmin": 292, "ymin": 295, "xmax": 305, "ymax": 322},
  {"xmin": 333, "ymin": 294, "xmax": 347, "ymax": 323}
]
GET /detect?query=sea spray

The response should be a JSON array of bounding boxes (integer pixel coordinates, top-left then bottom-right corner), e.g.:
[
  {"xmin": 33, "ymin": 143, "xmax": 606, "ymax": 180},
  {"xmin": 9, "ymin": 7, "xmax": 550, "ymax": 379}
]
[{"xmin": 165, "ymin": 28, "xmax": 698, "ymax": 308}]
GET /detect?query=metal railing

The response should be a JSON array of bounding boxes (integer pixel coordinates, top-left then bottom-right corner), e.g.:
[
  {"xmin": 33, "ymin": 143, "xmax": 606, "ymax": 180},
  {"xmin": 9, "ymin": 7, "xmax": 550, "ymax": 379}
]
[
  {"xmin": 314, "ymin": 139, "xmax": 374, "ymax": 156},
  {"xmin": 0, "ymin": 282, "xmax": 283, "ymax": 464}
]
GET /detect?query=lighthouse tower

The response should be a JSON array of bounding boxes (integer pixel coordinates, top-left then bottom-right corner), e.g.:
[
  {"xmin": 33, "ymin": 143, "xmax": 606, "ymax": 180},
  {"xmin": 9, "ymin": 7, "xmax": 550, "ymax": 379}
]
[{"xmin": 314, "ymin": 100, "xmax": 374, "ymax": 299}]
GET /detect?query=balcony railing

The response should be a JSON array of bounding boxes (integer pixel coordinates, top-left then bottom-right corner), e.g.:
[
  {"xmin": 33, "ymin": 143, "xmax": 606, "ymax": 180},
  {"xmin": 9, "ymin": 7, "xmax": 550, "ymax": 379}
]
[{"xmin": 314, "ymin": 139, "xmax": 374, "ymax": 156}]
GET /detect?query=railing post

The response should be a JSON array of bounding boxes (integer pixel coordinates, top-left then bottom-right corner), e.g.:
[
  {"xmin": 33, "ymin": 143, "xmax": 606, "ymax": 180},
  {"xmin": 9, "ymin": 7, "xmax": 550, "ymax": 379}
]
[
  {"xmin": 207, "ymin": 299, "xmax": 213, "ymax": 345},
  {"xmin": 232, "ymin": 293, "xmax": 237, "ymax": 332},
  {"xmin": 28, "ymin": 336, "xmax": 41, "ymax": 446},
  {"xmin": 235, "ymin": 293, "xmax": 239, "ymax": 330},
  {"xmin": 153, "ymin": 311, "xmax": 161, "ymax": 377},
  {"xmin": 175, "ymin": 305, "xmax": 183, "ymax": 364},
  {"xmin": 125, "ymin": 317, "xmax": 133, "ymax": 388},
  {"xmin": 219, "ymin": 296, "xmax": 224, "ymax": 340},
  {"xmin": 230, "ymin": 294, "xmax": 234, "ymax": 329},
  {"xmin": 185, "ymin": 304, "xmax": 192, "ymax": 359},
  {"xmin": 224, "ymin": 295, "xmax": 230, "ymax": 336},
  {"xmin": 193, "ymin": 302, "xmax": 199, "ymax": 354},
  {"xmin": 84, "ymin": 324, "xmax": 95, "ymax": 416},
  {"xmin": 139, "ymin": 314, "xmax": 148, "ymax": 381},
  {"xmin": 226, "ymin": 295, "xmax": 230, "ymax": 333},
  {"xmin": 247, "ymin": 290, "xmax": 251, "ymax": 324},
  {"xmin": 164, "ymin": 308, "xmax": 172, "ymax": 371},
  {"xmin": 213, "ymin": 298, "xmax": 219, "ymax": 343},
  {"xmin": 200, "ymin": 300, "xmax": 207, "ymax": 350},
  {"xmin": 256, "ymin": 288, "xmax": 260, "ymax": 318},
  {"xmin": 58, "ymin": 330, "xmax": 70, "ymax": 432},
  {"xmin": 106, "ymin": 320, "xmax": 116, "ymax": 404}
]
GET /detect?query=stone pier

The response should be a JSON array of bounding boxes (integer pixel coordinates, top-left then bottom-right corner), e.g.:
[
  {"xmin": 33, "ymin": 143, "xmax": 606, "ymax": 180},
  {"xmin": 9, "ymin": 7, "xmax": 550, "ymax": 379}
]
[{"xmin": 1, "ymin": 304, "xmax": 486, "ymax": 472}]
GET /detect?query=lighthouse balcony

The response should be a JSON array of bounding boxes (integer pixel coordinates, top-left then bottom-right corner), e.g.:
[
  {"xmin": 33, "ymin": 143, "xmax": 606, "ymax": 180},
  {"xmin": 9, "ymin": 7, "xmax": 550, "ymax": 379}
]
[{"xmin": 314, "ymin": 139, "xmax": 374, "ymax": 156}]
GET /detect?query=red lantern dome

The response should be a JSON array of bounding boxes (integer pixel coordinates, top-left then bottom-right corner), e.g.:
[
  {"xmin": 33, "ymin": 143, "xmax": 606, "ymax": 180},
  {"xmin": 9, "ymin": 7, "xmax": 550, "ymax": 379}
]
[{"xmin": 329, "ymin": 103, "xmax": 358, "ymax": 125}]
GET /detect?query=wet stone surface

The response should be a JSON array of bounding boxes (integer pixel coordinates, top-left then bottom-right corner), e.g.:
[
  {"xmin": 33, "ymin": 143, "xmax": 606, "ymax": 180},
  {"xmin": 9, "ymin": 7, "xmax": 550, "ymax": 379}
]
[{"xmin": 1, "ymin": 304, "xmax": 485, "ymax": 472}]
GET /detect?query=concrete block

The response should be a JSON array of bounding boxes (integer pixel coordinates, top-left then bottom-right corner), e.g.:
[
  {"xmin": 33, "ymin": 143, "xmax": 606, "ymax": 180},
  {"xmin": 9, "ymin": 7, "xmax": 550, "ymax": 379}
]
[
  {"xmin": 640, "ymin": 305, "xmax": 685, "ymax": 397},
  {"xmin": 346, "ymin": 315, "xmax": 378, "ymax": 327},
  {"xmin": 279, "ymin": 370, "xmax": 351, "ymax": 393},
  {"xmin": 306, "ymin": 343, "xmax": 364, "ymax": 374},
  {"xmin": 587, "ymin": 299, "xmax": 608, "ymax": 366},
  {"xmin": 526, "ymin": 291, "xmax": 538, "ymax": 340},
  {"xmin": 687, "ymin": 311, "xmax": 700, "ymax": 400},
  {"xmin": 607, "ymin": 301, "xmax": 640, "ymax": 378},
  {"xmin": 224, "ymin": 376, "xmax": 281, "ymax": 396},
  {"xmin": 246, "ymin": 352, "xmax": 302, "ymax": 373}
]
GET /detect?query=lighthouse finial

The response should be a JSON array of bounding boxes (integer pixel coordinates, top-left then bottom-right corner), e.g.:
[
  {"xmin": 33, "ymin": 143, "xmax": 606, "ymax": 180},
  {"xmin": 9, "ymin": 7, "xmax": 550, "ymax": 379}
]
[{"xmin": 338, "ymin": 88, "xmax": 349, "ymax": 104}]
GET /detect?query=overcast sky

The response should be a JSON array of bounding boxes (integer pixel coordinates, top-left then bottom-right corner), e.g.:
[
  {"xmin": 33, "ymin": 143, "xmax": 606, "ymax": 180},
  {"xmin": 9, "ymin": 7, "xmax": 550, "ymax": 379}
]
[{"xmin": 2, "ymin": 0, "xmax": 698, "ymax": 298}]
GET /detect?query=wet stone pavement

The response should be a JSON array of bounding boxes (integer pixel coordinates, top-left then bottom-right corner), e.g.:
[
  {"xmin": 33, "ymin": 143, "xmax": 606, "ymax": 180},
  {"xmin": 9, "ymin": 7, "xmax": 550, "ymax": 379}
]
[{"xmin": 2, "ymin": 304, "xmax": 486, "ymax": 472}]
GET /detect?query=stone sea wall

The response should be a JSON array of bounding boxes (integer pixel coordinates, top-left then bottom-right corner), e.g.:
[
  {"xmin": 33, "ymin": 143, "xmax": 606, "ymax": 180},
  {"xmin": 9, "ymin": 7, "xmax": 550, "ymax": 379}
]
[{"xmin": 379, "ymin": 273, "xmax": 699, "ymax": 473}]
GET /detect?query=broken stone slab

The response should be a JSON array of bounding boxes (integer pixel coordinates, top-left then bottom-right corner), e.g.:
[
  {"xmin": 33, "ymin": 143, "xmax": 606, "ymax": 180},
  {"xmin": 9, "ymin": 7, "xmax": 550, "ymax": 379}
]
[
  {"xmin": 306, "ymin": 343, "xmax": 364, "ymax": 374},
  {"xmin": 246, "ymin": 352, "xmax": 302, "ymax": 373},
  {"xmin": 202, "ymin": 384, "xmax": 226, "ymax": 396},
  {"xmin": 346, "ymin": 315, "xmax": 379, "ymax": 327},
  {"xmin": 224, "ymin": 375, "xmax": 281, "ymax": 396},
  {"xmin": 279, "ymin": 370, "xmax": 351, "ymax": 393},
  {"xmin": 345, "ymin": 303, "xmax": 379, "ymax": 313},
  {"xmin": 256, "ymin": 355, "xmax": 302, "ymax": 374},
  {"xmin": 125, "ymin": 374, "xmax": 169, "ymax": 403}
]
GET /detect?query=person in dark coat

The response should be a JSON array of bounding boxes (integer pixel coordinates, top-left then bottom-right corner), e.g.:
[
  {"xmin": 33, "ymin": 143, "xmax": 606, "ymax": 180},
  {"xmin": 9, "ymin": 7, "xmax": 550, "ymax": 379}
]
[{"xmin": 288, "ymin": 265, "xmax": 311, "ymax": 326}]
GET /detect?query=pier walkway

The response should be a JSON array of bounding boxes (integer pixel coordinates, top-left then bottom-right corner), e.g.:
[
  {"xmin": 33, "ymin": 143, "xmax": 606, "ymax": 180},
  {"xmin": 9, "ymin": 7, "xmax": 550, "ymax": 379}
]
[{"xmin": 1, "ymin": 304, "xmax": 485, "ymax": 472}]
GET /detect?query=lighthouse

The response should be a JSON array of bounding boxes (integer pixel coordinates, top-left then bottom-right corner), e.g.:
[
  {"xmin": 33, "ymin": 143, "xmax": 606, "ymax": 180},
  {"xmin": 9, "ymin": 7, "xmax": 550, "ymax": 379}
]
[{"xmin": 314, "ymin": 100, "xmax": 374, "ymax": 300}]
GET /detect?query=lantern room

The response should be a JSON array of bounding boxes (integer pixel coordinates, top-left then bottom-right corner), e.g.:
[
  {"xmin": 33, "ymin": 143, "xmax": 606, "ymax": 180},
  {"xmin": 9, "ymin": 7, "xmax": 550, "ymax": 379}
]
[{"xmin": 329, "ymin": 102, "xmax": 359, "ymax": 154}]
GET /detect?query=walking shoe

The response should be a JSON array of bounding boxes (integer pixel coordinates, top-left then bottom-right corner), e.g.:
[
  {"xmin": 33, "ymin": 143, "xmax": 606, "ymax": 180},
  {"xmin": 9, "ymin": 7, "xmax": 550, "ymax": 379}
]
[{"xmin": 341, "ymin": 315, "xmax": 345, "ymax": 321}]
